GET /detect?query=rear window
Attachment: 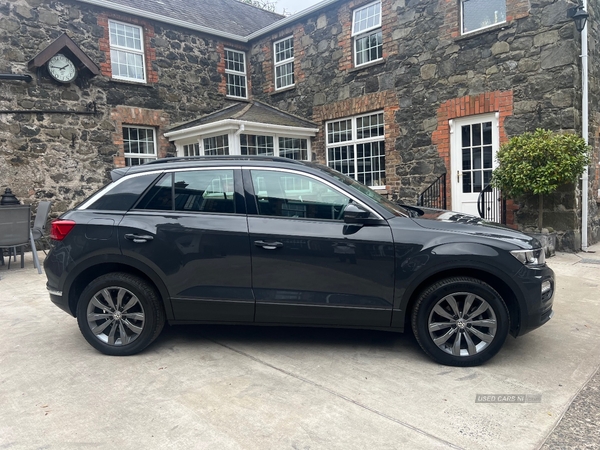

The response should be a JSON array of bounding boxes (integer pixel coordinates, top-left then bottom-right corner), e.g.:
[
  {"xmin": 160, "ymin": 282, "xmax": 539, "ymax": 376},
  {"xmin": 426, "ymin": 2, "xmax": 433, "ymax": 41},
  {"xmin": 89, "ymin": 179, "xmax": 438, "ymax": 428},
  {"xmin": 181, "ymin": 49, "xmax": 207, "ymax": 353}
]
[
  {"xmin": 86, "ymin": 173, "xmax": 160, "ymax": 211},
  {"xmin": 135, "ymin": 169, "xmax": 236, "ymax": 214}
]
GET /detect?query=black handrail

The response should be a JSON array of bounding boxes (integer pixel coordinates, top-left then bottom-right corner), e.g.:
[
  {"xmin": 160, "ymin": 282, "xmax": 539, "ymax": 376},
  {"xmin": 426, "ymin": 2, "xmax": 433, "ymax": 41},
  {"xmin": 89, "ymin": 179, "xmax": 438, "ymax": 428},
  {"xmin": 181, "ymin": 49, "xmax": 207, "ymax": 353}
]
[
  {"xmin": 416, "ymin": 173, "xmax": 446, "ymax": 209},
  {"xmin": 477, "ymin": 184, "xmax": 506, "ymax": 224}
]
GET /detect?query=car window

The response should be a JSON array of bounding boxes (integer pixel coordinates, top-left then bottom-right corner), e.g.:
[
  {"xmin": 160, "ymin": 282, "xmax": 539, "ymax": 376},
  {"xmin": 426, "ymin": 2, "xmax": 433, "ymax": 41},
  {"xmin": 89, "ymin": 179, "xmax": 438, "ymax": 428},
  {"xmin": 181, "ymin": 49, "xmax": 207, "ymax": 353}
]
[
  {"xmin": 86, "ymin": 173, "xmax": 160, "ymax": 211},
  {"xmin": 135, "ymin": 169, "xmax": 236, "ymax": 213},
  {"xmin": 250, "ymin": 170, "xmax": 350, "ymax": 220}
]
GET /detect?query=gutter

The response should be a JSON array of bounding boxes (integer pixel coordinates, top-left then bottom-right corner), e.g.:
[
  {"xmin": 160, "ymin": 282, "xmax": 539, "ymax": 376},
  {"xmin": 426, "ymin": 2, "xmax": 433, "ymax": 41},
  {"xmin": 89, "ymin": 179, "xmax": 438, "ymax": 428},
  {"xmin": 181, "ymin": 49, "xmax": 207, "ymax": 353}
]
[{"xmin": 76, "ymin": 0, "xmax": 342, "ymax": 43}]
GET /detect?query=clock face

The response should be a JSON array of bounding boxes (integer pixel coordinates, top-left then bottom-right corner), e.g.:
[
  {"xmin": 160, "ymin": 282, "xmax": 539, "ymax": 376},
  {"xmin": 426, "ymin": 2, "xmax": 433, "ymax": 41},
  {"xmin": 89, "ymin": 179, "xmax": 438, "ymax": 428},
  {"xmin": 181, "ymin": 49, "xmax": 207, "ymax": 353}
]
[{"xmin": 47, "ymin": 54, "xmax": 77, "ymax": 83}]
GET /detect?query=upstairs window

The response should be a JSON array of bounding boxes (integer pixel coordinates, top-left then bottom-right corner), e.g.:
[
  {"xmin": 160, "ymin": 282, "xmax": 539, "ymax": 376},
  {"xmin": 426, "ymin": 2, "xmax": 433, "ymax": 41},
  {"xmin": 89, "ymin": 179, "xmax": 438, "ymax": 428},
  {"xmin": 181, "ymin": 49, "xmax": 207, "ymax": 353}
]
[
  {"xmin": 123, "ymin": 126, "xmax": 156, "ymax": 166},
  {"xmin": 109, "ymin": 20, "xmax": 146, "ymax": 82},
  {"xmin": 352, "ymin": 1, "xmax": 382, "ymax": 67},
  {"xmin": 461, "ymin": 0, "xmax": 506, "ymax": 35},
  {"xmin": 225, "ymin": 49, "xmax": 247, "ymax": 99},
  {"xmin": 274, "ymin": 36, "xmax": 294, "ymax": 90}
]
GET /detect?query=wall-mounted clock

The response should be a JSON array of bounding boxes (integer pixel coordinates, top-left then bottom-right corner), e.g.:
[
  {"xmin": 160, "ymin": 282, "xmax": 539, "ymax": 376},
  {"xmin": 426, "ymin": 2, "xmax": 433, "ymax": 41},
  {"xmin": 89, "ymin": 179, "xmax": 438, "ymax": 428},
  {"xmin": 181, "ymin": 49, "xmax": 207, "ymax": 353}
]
[{"xmin": 47, "ymin": 53, "xmax": 77, "ymax": 83}]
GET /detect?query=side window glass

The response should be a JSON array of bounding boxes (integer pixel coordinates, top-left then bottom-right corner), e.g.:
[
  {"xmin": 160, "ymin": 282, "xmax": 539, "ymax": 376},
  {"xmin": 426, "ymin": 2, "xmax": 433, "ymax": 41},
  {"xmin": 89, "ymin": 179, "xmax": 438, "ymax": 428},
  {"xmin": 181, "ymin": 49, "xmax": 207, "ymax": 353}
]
[
  {"xmin": 251, "ymin": 170, "xmax": 350, "ymax": 220},
  {"xmin": 87, "ymin": 173, "xmax": 160, "ymax": 211},
  {"xmin": 135, "ymin": 173, "xmax": 173, "ymax": 210},
  {"xmin": 136, "ymin": 170, "xmax": 236, "ymax": 213},
  {"xmin": 173, "ymin": 169, "xmax": 235, "ymax": 213}
]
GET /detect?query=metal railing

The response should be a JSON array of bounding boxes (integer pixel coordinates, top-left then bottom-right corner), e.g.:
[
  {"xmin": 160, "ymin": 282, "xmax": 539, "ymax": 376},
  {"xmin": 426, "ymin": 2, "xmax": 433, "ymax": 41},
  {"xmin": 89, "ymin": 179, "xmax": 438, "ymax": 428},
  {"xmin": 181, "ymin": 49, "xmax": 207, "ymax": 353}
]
[
  {"xmin": 477, "ymin": 184, "xmax": 506, "ymax": 224},
  {"xmin": 416, "ymin": 173, "xmax": 447, "ymax": 209}
]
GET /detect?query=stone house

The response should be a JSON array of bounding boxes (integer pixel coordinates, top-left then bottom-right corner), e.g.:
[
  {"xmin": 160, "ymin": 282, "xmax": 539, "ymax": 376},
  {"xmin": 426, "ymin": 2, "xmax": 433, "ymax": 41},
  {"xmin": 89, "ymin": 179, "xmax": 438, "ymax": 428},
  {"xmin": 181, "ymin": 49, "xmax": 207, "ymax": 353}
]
[{"xmin": 0, "ymin": 0, "xmax": 599, "ymax": 250}]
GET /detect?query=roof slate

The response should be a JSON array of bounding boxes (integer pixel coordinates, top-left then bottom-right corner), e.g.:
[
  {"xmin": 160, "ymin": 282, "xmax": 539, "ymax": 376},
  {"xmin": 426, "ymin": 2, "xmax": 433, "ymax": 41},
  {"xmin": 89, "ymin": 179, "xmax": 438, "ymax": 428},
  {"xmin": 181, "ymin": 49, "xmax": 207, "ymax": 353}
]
[
  {"xmin": 86, "ymin": 0, "xmax": 285, "ymax": 37},
  {"xmin": 168, "ymin": 101, "xmax": 317, "ymax": 132}
]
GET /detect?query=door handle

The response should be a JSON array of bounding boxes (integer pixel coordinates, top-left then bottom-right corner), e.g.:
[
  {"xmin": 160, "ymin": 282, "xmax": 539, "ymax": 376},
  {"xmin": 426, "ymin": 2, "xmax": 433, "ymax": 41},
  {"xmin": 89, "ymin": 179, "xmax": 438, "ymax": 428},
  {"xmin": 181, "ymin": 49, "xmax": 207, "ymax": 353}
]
[
  {"xmin": 457, "ymin": 170, "xmax": 461, "ymax": 183},
  {"xmin": 254, "ymin": 240, "xmax": 283, "ymax": 250},
  {"xmin": 124, "ymin": 234, "xmax": 154, "ymax": 243}
]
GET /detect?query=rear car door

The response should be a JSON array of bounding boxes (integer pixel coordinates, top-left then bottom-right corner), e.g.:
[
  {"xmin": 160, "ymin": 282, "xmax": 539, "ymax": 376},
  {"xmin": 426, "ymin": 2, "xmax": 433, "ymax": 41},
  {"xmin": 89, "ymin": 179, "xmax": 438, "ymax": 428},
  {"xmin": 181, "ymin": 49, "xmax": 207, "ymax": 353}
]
[
  {"xmin": 119, "ymin": 167, "xmax": 254, "ymax": 322},
  {"xmin": 244, "ymin": 167, "xmax": 395, "ymax": 327}
]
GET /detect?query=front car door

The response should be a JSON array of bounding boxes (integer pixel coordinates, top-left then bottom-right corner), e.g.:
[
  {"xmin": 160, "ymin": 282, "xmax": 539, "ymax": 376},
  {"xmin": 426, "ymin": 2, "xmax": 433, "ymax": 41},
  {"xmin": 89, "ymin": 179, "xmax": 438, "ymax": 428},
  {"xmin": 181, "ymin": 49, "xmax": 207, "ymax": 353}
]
[
  {"xmin": 119, "ymin": 166, "xmax": 254, "ymax": 322},
  {"xmin": 244, "ymin": 167, "xmax": 395, "ymax": 327}
]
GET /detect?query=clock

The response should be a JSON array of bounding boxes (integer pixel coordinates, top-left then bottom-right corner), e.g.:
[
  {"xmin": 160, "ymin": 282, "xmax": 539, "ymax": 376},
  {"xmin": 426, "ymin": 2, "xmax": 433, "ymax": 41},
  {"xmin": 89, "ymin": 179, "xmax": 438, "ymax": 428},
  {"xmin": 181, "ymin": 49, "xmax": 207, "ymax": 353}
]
[{"xmin": 47, "ymin": 53, "xmax": 77, "ymax": 83}]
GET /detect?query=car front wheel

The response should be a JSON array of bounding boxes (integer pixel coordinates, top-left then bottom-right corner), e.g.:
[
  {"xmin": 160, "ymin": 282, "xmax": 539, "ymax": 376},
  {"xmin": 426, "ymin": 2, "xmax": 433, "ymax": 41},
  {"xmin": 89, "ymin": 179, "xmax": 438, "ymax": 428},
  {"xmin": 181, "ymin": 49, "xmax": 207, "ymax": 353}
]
[
  {"xmin": 76, "ymin": 272, "xmax": 165, "ymax": 356},
  {"xmin": 411, "ymin": 277, "xmax": 509, "ymax": 367}
]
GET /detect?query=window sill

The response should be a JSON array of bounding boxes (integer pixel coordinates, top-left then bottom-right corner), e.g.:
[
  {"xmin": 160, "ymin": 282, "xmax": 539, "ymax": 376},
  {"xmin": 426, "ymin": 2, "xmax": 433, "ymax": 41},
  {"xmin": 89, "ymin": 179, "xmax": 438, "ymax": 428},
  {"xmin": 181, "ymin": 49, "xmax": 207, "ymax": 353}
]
[
  {"xmin": 455, "ymin": 23, "xmax": 509, "ymax": 42},
  {"xmin": 110, "ymin": 78, "xmax": 153, "ymax": 87},
  {"xmin": 348, "ymin": 59, "xmax": 386, "ymax": 73},
  {"xmin": 225, "ymin": 95, "xmax": 250, "ymax": 102},
  {"xmin": 271, "ymin": 86, "xmax": 296, "ymax": 96}
]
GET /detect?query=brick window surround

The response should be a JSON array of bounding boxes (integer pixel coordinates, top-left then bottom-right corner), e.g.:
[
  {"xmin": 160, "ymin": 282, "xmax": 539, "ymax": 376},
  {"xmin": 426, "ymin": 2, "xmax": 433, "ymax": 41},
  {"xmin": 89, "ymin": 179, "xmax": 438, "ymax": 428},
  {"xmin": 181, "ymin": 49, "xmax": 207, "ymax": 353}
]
[
  {"xmin": 110, "ymin": 106, "xmax": 171, "ymax": 167},
  {"xmin": 440, "ymin": 0, "xmax": 530, "ymax": 40},
  {"xmin": 216, "ymin": 42, "xmax": 252, "ymax": 98},
  {"xmin": 259, "ymin": 24, "xmax": 307, "ymax": 94},
  {"xmin": 337, "ymin": 0, "xmax": 396, "ymax": 72},
  {"xmin": 98, "ymin": 13, "xmax": 158, "ymax": 83},
  {"xmin": 313, "ymin": 91, "xmax": 399, "ymax": 193},
  {"xmin": 432, "ymin": 90, "xmax": 517, "ymax": 225}
]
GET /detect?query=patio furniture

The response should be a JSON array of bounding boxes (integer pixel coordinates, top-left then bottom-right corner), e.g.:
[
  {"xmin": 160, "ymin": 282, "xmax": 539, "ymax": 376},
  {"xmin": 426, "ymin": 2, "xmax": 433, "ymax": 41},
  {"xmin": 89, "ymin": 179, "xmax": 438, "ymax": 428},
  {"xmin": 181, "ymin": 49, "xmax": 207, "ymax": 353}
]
[
  {"xmin": 0, "ymin": 205, "xmax": 42, "ymax": 273},
  {"xmin": 31, "ymin": 201, "xmax": 52, "ymax": 254}
]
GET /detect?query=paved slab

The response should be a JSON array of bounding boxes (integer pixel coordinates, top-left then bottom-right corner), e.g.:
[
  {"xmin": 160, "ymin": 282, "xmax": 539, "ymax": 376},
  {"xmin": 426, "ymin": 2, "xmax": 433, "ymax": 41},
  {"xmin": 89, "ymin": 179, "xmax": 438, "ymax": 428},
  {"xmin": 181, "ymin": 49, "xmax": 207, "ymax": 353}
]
[{"xmin": 1, "ymin": 247, "xmax": 599, "ymax": 450}]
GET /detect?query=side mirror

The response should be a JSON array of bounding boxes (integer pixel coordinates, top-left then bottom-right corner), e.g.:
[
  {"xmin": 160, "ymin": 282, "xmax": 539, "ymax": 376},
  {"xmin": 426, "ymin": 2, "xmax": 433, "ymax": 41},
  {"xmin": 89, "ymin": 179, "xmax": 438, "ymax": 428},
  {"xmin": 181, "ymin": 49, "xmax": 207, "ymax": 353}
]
[{"xmin": 343, "ymin": 203, "xmax": 371, "ymax": 224}]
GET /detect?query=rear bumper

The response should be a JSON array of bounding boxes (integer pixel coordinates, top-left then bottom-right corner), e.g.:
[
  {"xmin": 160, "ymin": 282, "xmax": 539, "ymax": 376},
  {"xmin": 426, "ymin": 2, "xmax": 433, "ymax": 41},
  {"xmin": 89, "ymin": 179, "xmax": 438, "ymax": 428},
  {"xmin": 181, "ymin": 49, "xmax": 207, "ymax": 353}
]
[
  {"xmin": 514, "ymin": 264, "xmax": 555, "ymax": 336},
  {"xmin": 47, "ymin": 283, "xmax": 73, "ymax": 317}
]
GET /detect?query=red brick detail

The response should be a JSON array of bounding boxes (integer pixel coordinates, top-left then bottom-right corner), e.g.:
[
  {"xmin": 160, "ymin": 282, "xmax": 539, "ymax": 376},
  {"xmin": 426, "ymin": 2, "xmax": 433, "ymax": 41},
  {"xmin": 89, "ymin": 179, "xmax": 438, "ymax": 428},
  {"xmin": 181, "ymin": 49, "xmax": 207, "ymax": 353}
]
[
  {"xmin": 110, "ymin": 106, "xmax": 171, "ymax": 167},
  {"xmin": 217, "ymin": 42, "xmax": 252, "ymax": 99},
  {"xmin": 97, "ymin": 13, "xmax": 159, "ymax": 84},
  {"xmin": 432, "ymin": 90, "xmax": 516, "ymax": 225},
  {"xmin": 312, "ymin": 91, "xmax": 400, "ymax": 191},
  {"xmin": 260, "ymin": 24, "xmax": 307, "ymax": 94},
  {"xmin": 440, "ymin": 0, "xmax": 530, "ymax": 40},
  {"xmin": 337, "ymin": 0, "xmax": 395, "ymax": 72}
]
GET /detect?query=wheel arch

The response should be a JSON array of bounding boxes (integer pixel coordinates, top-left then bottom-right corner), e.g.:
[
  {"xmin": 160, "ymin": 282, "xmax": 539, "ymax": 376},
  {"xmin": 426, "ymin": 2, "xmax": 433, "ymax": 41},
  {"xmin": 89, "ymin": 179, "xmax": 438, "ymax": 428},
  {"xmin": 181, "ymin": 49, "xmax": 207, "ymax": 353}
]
[
  {"xmin": 399, "ymin": 267, "xmax": 522, "ymax": 337},
  {"xmin": 65, "ymin": 257, "xmax": 173, "ymax": 320}
]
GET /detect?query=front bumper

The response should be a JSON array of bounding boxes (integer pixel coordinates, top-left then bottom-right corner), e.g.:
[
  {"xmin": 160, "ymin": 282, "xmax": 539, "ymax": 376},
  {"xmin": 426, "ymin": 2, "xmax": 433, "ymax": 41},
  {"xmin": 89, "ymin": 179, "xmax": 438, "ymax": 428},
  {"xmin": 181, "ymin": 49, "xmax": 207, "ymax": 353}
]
[{"xmin": 514, "ymin": 264, "xmax": 555, "ymax": 336}]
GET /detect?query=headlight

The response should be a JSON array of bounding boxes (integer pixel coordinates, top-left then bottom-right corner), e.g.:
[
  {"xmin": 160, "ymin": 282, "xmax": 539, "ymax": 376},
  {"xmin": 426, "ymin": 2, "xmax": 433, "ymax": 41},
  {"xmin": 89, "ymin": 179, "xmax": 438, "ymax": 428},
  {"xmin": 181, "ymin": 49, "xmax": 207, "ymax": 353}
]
[{"xmin": 510, "ymin": 248, "xmax": 545, "ymax": 266}]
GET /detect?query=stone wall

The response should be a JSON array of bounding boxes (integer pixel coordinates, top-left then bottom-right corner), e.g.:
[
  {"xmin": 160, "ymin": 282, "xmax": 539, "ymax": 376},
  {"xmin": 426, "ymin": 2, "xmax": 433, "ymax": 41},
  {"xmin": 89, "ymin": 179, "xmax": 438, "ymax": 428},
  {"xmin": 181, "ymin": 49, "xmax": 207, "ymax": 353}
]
[
  {"xmin": 248, "ymin": 0, "xmax": 592, "ymax": 249},
  {"xmin": 0, "ymin": 0, "xmax": 238, "ymax": 214}
]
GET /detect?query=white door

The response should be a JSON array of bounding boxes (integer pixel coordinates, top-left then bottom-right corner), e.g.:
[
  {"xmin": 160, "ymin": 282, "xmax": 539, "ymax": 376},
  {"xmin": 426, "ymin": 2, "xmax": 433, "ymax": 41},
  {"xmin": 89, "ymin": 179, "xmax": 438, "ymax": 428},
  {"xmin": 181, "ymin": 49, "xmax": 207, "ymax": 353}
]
[{"xmin": 450, "ymin": 113, "xmax": 499, "ymax": 216}]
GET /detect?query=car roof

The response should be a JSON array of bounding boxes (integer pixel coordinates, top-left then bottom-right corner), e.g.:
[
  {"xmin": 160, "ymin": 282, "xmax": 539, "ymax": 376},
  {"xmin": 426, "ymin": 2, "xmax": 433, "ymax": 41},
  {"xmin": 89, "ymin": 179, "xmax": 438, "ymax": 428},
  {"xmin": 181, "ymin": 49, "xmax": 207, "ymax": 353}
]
[{"xmin": 110, "ymin": 156, "xmax": 309, "ymax": 181}]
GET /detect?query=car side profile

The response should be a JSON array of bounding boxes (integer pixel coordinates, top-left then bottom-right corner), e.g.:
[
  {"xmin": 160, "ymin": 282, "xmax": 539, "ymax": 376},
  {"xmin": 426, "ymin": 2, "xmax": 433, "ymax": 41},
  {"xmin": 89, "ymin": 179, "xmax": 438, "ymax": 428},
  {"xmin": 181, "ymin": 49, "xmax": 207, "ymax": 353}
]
[{"xmin": 44, "ymin": 156, "xmax": 555, "ymax": 366}]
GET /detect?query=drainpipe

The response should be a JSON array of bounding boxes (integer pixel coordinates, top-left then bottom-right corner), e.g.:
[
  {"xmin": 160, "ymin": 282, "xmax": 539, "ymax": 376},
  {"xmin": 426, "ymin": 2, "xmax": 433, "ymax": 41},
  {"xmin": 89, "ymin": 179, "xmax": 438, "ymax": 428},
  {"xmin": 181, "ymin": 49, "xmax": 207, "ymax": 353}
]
[{"xmin": 581, "ymin": 0, "xmax": 589, "ymax": 251}]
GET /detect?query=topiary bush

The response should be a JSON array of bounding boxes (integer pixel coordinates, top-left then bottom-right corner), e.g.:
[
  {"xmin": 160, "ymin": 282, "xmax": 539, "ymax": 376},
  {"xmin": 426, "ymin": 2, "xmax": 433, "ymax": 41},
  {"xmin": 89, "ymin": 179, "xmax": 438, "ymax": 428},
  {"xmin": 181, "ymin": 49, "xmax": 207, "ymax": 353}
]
[{"xmin": 492, "ymin": 129, "xmax": 589, "ymax": 231}]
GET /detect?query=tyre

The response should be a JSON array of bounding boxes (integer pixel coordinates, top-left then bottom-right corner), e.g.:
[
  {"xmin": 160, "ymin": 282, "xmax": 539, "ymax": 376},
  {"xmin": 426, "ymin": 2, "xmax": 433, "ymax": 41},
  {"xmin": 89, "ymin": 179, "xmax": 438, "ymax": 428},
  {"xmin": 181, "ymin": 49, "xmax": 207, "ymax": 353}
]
[
  {"xmin": 411, "ymin": 277, "xmax": 509, "ymax": 367},
  {"xmin": 76, "ymin": 272, "xmax": 165, "ymax": 356}
]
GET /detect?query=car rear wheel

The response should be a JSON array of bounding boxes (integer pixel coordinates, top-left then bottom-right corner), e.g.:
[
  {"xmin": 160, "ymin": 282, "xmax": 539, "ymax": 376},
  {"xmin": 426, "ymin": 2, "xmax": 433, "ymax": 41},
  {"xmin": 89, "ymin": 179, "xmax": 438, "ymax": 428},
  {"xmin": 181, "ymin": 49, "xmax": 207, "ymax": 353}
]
[
  {"xmin": 76, "ymin": 273, "xmax": 165, "ymax": 356},
  {"xmin": 411, "ymin": 277, "xmax": 509, "ymax": 367}
]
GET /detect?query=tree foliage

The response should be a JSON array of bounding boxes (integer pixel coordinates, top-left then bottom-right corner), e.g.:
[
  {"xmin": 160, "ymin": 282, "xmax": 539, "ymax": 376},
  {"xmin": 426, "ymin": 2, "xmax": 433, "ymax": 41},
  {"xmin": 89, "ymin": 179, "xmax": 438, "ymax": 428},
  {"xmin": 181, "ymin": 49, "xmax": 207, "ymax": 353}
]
[
  {"xmin": 492, "ymin": 129, "xmax": 590, "ymax": 198},
  {"xmin": 239, "ymin": 0, "xmax": 277, "ymax": 13}
]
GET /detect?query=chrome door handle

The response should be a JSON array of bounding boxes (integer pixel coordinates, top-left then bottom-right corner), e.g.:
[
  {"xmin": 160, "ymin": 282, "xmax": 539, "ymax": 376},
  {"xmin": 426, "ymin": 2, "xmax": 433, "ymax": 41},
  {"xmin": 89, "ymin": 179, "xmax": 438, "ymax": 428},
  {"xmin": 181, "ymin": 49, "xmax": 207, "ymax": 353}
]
[
  {"xmin": 254, "ymin": 240, "xmax": 283, "ymax": 250},
  {"xmin": 457, "ymin": 171, "xmax": 461, "ymax": 183},
  {"xmin": 124, "ymin": 234, "xmax": 154, "ymax": 243}
]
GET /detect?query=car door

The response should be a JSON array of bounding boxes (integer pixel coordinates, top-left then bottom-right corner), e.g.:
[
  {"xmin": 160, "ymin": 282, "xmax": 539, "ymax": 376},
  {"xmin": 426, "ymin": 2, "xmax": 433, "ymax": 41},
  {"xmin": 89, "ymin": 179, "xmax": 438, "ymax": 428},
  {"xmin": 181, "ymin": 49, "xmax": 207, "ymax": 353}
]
[
  {"xmin": 118, "ymin": 167, "xmax": 254, "ymax": 322},
  {"xmin": 244, "ymin": 167, "xmax": 395, "ymax": 327}
]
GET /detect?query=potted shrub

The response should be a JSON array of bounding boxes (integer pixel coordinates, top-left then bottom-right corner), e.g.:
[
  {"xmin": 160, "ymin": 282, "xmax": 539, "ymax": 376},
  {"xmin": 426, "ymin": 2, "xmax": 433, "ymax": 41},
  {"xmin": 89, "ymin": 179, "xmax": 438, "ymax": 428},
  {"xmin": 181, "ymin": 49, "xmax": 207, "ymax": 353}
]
[{"xmin": 492, "ymin": 129, "xmax": 589, "ymax": 232}]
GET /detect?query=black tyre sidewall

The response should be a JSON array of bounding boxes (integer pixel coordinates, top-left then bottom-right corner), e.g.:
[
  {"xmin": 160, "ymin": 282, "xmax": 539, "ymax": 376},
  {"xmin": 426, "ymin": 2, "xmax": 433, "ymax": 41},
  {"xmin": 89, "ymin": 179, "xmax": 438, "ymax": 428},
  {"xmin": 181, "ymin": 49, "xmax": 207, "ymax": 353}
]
[
  {"xmin": 76, "ymin": 273, "xmax": 164, "ymax": 356},
  {"xmin": 412, "ymin": 277, "xmax": 510, "ymax": 367}
]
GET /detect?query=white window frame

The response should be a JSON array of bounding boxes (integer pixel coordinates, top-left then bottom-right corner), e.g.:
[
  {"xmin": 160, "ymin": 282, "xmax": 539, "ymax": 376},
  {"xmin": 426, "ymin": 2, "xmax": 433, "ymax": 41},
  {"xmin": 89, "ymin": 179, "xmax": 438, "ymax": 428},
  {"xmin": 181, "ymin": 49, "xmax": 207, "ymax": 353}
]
[
  {"xmin": 460, "ymin": 0, "xmax": 507, "ymax": 35},
  {"xmin": 224, "ymin": 48, "xmax": 248, "ymax": 99},
  {"xmin": 274, "ymin": 36, "xmax": 294, "ymax": 90},
  {"xmin": 123, "ymin": 126, "xmax": 157, "ymax": 166},
  {"xmin": 326, "ymin": 111, "xmax": 386, "ymax": 189},
  {"xmin": 202, "ymin": 134, "xmax": 230, "ymax": 156},
  {"xmin": 108, "ymin": 20, "xmax": 147, "ymax": 83},
  {"xmin": 351, "ymin": 1, "xmax": 383, "ymax": 68}
]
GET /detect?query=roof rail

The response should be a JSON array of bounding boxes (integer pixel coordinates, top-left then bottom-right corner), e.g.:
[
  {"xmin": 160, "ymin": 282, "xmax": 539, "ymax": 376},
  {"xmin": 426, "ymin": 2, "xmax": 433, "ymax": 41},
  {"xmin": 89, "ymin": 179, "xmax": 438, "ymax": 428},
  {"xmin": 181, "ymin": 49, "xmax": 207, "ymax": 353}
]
[{"xmin": 144, "ymin": 155, "xmax": 304, "ymax": 165}]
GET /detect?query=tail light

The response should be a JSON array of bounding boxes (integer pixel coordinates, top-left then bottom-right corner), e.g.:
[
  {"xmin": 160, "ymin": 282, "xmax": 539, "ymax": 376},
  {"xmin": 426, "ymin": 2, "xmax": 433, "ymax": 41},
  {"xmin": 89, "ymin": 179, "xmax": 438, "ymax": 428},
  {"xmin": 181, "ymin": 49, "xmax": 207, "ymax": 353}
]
[{"xmin": 50, "ymin": 219, "xmax": 76, "ymax": 241}]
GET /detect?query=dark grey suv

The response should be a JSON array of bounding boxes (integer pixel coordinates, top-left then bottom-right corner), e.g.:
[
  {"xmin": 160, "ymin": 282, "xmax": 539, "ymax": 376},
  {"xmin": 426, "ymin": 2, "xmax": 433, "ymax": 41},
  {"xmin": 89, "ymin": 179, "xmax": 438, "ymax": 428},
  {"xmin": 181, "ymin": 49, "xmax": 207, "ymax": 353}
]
[{"xmin": 45, "ymin": 156, "xmax": 554, "ymax": 366}]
